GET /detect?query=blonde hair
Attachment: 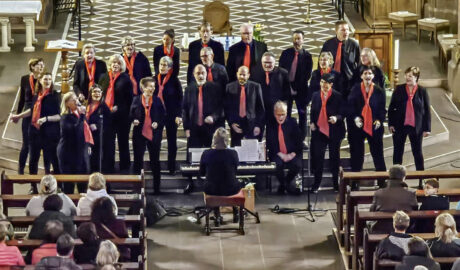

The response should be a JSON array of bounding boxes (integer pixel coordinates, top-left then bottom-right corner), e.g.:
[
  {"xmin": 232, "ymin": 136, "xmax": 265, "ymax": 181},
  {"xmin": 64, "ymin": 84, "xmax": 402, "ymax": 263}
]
[
  {"xmin": 96, "ymin": 240, "xmax": 120, "ymax": 266},
  {"xmin": 274, "ymin": 100, "xmax": 287, "ymax": 113},
  {"xmin": 60, "ymin": 92, "xmax": 77, "ymax": 115},
  {"xmin": 212, "ymin": 127, "xmax": 229, "ymax": 149},
  {"xmin": 107, "ymin": 54, "xmax": 126, "ymax": 73},
  {"xmin": 361, "ymin": 48, "xmax": 381, "ymax": 67},
  {"xmin": 40, "ymin": 175, "xmax": 58, "ymax": 195},
  {"xmin": 435, "ymin": 213, "xmax": 458, "ymax": 243},
  {"xmin": 319, "ymin": 51, "xmax": 334, "ymax": 68},
  {"xmin": 89, "ymin": 172, "xmax": 106, "ymax": 191},
  {"xmin": 393, "ymin": 211, "xmax": 410, "ymax": 231}
]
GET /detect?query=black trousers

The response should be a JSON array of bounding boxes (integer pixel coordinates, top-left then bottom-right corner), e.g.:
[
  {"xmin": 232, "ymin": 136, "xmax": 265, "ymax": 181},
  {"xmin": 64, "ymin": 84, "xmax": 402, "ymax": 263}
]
[
  {"xmin": 348, "ymin": 125, "xmax": 386, "ymax": 172},
  {"xmin": 273, "ymin": 155, "xmax": 301, "ymax": 192},
  {"xmin": 310, "ymin": 130, "xmax": 342, "ymax": 189},
  {"xmin": 112, "ymin": 116, "xmax": 131, "ymax": 171},
  {"xmin": 188, "ymin": 124, "xmax": 215, "ymax": 149},
  {"xmin": 229, "ymin": 118, "xmax": 262, "ymax": 147},
  {"xmin": 18, "ymin": 117, "xmax": 31, "ymax": 174},
  {"xmin": 164, "ymin": 117, "xmax": 178, "ymax": 172},
  {"xmin": 287, "ymin": 94, "xmax": 307, "ymax": 140},
  {"xmin": 29, "ymin": 129, "xmax": 60, "ymax": 175},
  {"xmin": 133, "ymin": 129, "xmax": 162, "ymax": 192},
  {"xmin": 392, "ymin": 126, "xmax": 424, "ymax": 170}
]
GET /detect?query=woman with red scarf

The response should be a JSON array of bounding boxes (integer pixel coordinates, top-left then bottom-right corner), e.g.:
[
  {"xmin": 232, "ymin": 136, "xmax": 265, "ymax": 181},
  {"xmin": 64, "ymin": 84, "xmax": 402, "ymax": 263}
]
[
  {"xmin": 389, "ymin": 67, "xmax": 431, "ymax": 177},
  {"xmin": 153, "ymin": 29, "xmax": 180, "ymax": 79},
  {"xmin": 154, "ymin": 56, "xmax": 183, "ymax": 174},
  {"xmin": 309, "ymin": 73, "xmax": 345, "ymax": 192},
  {"xmin": 86, "ymin": 85, "xmax": 113, "ymax": 173},
  {"xmin": 98, "ymin": 54, "xmax": 133, "ymax": 173},
  {"xmin": 121, "ymin": 36, "xmax": 152, "ymax": 96},
  {"xmin": 57, "ymin": 92, "xmax": 93, "ymax": 193},
  {"xmin": 130, "ymin": 77, "xmax": 165, "ymax": 194},
  {"xmin": 308, "ymin": 51, "xmax": 339, "ymax": 105}
]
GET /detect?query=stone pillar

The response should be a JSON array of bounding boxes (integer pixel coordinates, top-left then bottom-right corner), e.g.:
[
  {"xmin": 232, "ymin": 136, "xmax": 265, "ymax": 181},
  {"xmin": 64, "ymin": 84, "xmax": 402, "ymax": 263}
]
[
  {"xmin": 0, "ymin": 17, "xmax": 10, "ymax": 52},
  {"xmin": 447, "ymin": 1, "xmax": 460, "ymax": 103},
  {"xmin": 23, "ymin": 17, "xmax": 35, "ymax": 52}
]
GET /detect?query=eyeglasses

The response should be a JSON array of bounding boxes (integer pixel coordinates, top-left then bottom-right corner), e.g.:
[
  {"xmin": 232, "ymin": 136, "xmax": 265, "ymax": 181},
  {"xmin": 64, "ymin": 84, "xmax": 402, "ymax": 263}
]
[{"xmin": 124, "ymin": 43, "xmax": 135, "ymax": 47}]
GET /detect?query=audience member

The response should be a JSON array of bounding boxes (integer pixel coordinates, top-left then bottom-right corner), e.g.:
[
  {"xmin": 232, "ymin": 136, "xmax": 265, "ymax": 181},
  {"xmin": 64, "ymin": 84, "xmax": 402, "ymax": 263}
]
[
  {"xmin": 0, "ymin": 223, "xmax": 25, "ymax": 266},
  {"xmin": 28, "ymin": 194, "xmax": 76, "ymax": 240},
  {"xmin": 26, "ymin": 174, "xmax": 77, "ymax": 216},
  {"xmin": 426, "ymin": 213, "xmax": 460, "ymax": 269},
  {"xmin": 375, "ymin": 211, "xmax": 412, "ymax": 261},
  {"xmin": 74, "ymin": 222, "xmax": 101, "ymax": 264},
  {"xmin": 35, "ymin": 233, "xmax": 82, "ymax": 270},
  {"xmin": 31, "ymin": 220, "xmax": 64, "ymax": 264},
  {"xmin": 452, "ymin": 258, "xmax": 460, "ymax": 270},
  {"xmin": 0, "ymin": 198, "xmax": 14, "ymax": 240},
  {"xmin": 413, "ymin": 178, "xmax": 449, "ymax": 232},
  {"xmin": 77, "ymin": 173, "xmax": 118, "ymax": 216},
  {"xmin": 96, "ymin": 240, "xmax": 120, "ymax": 268},
  {"xmin": 395, "ymin": 237, "xmax": 440, "ymax": 270}
]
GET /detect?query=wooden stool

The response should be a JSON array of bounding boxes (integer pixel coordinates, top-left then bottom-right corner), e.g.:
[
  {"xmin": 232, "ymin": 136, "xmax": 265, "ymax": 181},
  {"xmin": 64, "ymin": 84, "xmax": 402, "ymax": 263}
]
[
  {"xmin": 417, "ymin": 18, "xmax": 450, "ymax": 46},
  {"xmin": 203, "ymin": 189, "xmax": 245, "ymax": 235},
  {"xmin": 388, "ymin": 11, "xmax": 419, "ymax": 38}
]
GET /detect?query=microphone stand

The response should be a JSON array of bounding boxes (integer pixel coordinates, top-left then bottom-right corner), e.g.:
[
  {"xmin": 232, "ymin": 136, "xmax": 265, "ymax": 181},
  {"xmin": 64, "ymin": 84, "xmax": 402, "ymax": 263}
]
[
  {"xmin": 304, "ymin": 105, "xmax": 315, "ymax": 222},
  {"xmin": 99, "ymin": 112, "xmax": 103, "ymax": 172}
]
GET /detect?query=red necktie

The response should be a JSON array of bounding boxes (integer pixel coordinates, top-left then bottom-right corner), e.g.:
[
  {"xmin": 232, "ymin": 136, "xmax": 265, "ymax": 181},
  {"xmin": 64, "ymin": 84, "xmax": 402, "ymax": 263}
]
[
  {"xmin": 73, "ymin": 111, "xmax": 94, "ymax": 145},
  {"xmin": 85, "ymin": 60, "xmax": 96, "ymax": 91},
  {"xmin": 320, "ymin": 67, "xmax": 331, "ymax": 76},
  {"xmin": 333, "ymin": 41, "xmax": 342, "ymax": 72},
  {"xmin": 202, "ymin": 43, "xmax": 208, "ymax": 48},
  {"xmin": 404, "ymin": 84, "xmax": 418, "ymax": 127},
  {"xmin": 157, "ymin": 71, "xmax": 171, "ymax": 106},
  {"xmin": 123, "ymin": 52, "xmax": 138, "ymax": 95},
  {"xmin": 29, "ymin": 74, "xmax": 35, "ymax": 96},
  {"xmin": 360, "ymin": 82, "xmax": 374, "ymax": 136},
  {"xmin": 31, "ymin": 88, "xmax": 50, "ymax": 130},
  {"xmin": 265, "ymin": 72, "xmax": 270, "ymax": 85},
  {"xmin": 141, "ymin": 95, "xmax": 153, "ymax": 141},
  {"xmin": 278, "ymin": 124, "xmax": 288, "ymax": 154},
  {"xmin": 317, "ymin": 89, "xmax": 332, "ymax": 137},
  {"xmin": 105, "ymin": 71, "xmax": 120, "ymax": 111},
  {"xmin": 243, "ymin": 44, "xmax": 251, "ymax": 68},
  {"xmin": 197, "ymin": 85, "xmax": 204, "ymax": 126},
  {"xmin": 207, "ymin": 67, "xmax": 213, "ymax": 82},
  {"xmin": 289, "ymin": 51, "xmax": 299, "ymax": 82},
  {"xmin": 239, "ymin": 85, "xmax": 246, "ymax": 118}
]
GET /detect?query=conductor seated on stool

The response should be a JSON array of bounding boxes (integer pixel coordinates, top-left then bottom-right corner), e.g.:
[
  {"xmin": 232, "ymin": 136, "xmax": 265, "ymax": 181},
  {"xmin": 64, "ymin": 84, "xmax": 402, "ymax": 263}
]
[
  {"xmin": 200, "ymin": 127, "xmax": 242, "ymax": 225},
  {"xmin": 266, "ymin": 101, "xmax": 302, "ymax": 195}
]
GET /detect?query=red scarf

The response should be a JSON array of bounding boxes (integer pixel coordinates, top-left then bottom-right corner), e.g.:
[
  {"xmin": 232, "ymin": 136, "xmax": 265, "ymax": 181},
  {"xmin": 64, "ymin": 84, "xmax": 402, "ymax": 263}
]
[
  {"xmin": 85, "ymin": 60, "xmax": 96, "ymax": 90},
  {"xmin": 105, "ymin": 71, "xmax": 120, "ymax": 111},
  {"xmin": 239, "ymin": 85, "xmax": 246, "ymax": 118},
  {"xmin": 163, "ymin": 43, "xmax": 175, "ymax": 58},
  {"xmin": 29, "ymin": 74, "xmax": 35, "ymax": 96},
  {"xmin": 31, "ymin": 88, "xmax": 50, "ymax": 130},
  {"xmin": 278, "ymin": 124, "xmax": 288, "ymax": 154},
  {"xmin": 157, "ymin": 71, "xmax": 172, "ymax": 105},
  {"xmin": 317, "ymin": 88, "xmax": 332, "ymax": 137},
  {"xmin": 141, "ymin": 95, "xmax": 153, "ymax": 141},
  {"xmin": 197, "ymin": 86, "xmax": 203, "ymax": 126},
  {"xmin": 123, "ymin": 52, "xmax": 138, "ymax": 95},
  {"xmin": 404, "ymin": 84, "xmax": 418, "ymax": 127},
  {"xmin": 360, "ymin": 82, "xmax": 374, "ymax": 136},
  {"xmin": 86, "ymin": 101, "xmax": 100, "ymax": 120},
  {"xmin": 73, "ymin": 111, "xmax": 94, "ymax": 145},
  {"xmin": 320, "ymin": 68, "xmax": 331, "ymax": 76}
]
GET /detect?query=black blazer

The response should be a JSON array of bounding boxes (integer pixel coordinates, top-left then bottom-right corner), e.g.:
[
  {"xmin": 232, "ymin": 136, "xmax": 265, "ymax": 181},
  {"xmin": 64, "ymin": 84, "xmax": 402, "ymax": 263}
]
[
  {"xmin": 310, "ymin": 89, "xmax": 346, "ymax": 140},
  {"xmin": 154, "ymin": 75, "xmax": 183, "ymax": 118},
  {"xmin": 129, "ymin": 95, "xmax": 166, "ymax": 138},
  {"xmin": 182, "ymin": 82, "xmax": 223, "ymax": 130},
  {"xmin": 206, "ymin": 63, "xmax": 229, "ymax": 91},
  {"xmin": 28, "ymin": 210, "xmax": 76, "ymax": 239},
  {"xmin": 98, "ymin": 72, "xmax": 133, "ymax": 118},
  {"xmin": 388, "ymin": 84, "xmax": 431, "ymax": 135},
  {"xmin": 87, "ymin": 102, "xmax": 113, "ymax": 142},
  {"xmin": 266, "ymin": 117, "xmax": 303, "ymax": 161},
  {"xmin": 226, "ymin": 40, "xmax": 267, "ymax": 82},
  {"xmin": 348, "ymin": 83, "xmax": 387, "ymax": 135},
  {"xmin": 200, "ymin": 149, "xmax": 241, "ymax": 196},
  {"xmin": 309, "ymin": 69, "xmax": 340, "ymax": 101},
  {"xmin": 251, "ymin": 66, "xmax": 290, "ymax": 114},
  {"xmin": 279, "ymin": 47, "xmax": 313, "ymax": 97},
  {"xmin": 17, "ymin": 74, "xmax": 37, "ymax": 114},
  {"xmin": 320, "ymin": 37, "xmax": 360, "ymax": 81},
  {"xmin": 187, "ymin": 39, "xmax": 225, "ymax": 83},
  {"xmin": 29, "ymin": 90, "xmax": 61, "ymax": 140},
  {"xmin": 153, "ymin": 45, "xmax": 180, "ymax": 78},
  {"xmin": 122, "ymin": 51, "xmax": 152, "ymax": 94},
  {"xmin": 73, "ymin": 59, "xmax": 107, "ymax": 99},
  {"xmin": 224, "ymin": 80, "xmax": 265, "ymax": 129}
]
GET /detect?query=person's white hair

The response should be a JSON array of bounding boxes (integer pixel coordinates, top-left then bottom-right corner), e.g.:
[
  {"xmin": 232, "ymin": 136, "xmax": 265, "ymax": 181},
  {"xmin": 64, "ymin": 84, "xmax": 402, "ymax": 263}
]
[
  {"xmin": 160, "ymin": 56, "xmax": 173, "ymax": 68},
  {"xmin": 82, "ymin": 43, "xmax": 96, "ymax": 54},
  {"xmin": 273, "ymin": 100, "xmax": 287, "ymax": 113},
  {"xmin": 107, "ymin": 54, "xmax": 126, "ymax": 72},
  {"xmin": 40, "ymin": 175, "xmax": 58, "ymax": 195},
  {"xmin": 121, "ymin": 36, "xmax": 135, "ymax": 46},
  {"xmin": 240, "ymin": 22, "xmax": 253, "ymax": 33},
  {"xmin": 96, "ymin": 240, "xmax": 119, "ymax": 266}
]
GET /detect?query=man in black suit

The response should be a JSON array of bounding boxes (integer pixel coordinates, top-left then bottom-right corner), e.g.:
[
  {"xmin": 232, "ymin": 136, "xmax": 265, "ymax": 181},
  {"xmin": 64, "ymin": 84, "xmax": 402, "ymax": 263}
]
[
  {"xmin": 279, "ymin": 30, "xmax": 313, "ymax": 142},
  {"xmin": 226, "ymin": 23, "xmax": 267, "ymax": 82},
  {"xmin": 252, "ymin": 52, "xmax": 290, "ymax": 126},
  {"xmin": 266, "ymin": 101, "xmax": 302, "ymax": 194},
  {"xmin": 224, "ymin": 66, "xmax": 265, "ymax": 146},
  {"xmin": 121, "ymin": 36, "xmax": 152, "ymax": 96},
  {"xmin": 187, "ymin": 22, "xmax": 225, "ymax": 84},
  {"xmin": 199, "ymin": 47, "xmax": 229, "ymax": 93},
  {"xmin": 182, "ymin": 64, "xmax": 223, "ymax": 148},
  {"xmin": 73, "ymin": 43, "xmax": 107, "ymax": 101},
  {"xmin": 320, "ymin": 20, "xmax": 360, "ymax": 100}
]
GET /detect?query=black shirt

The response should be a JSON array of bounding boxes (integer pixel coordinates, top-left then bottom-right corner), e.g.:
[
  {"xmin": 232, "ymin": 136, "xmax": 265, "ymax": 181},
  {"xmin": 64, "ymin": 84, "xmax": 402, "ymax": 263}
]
[{"xmin": 200, "ymin": 149, "xmax": 241, "ymax": 196}]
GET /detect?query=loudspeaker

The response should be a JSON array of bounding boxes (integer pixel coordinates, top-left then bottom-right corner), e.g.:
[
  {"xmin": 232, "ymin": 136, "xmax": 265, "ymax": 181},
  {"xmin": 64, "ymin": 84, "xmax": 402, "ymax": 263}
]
[{"xmin": 146, "ymin": 199, "xmax": 167, "ymax": 226}]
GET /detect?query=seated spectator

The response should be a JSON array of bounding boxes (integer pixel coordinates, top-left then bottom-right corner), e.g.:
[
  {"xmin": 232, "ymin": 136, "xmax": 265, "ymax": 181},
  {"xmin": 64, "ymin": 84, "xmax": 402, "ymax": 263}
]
[
  {"xmin": 0, "ymin": 223, "xmax": 25, "ymax": 266},
  {"xmin": 375, "ymin": 211, "xmax": 412, "ymax": 261},
  {"xmin": 74, "ymin": 222, "xmax": 101, "ymax": 264},
  {"xmin": 26, "ymin": 175, "xmax": 77, "ymax": 216},
  {"xmin": 96, "ymin": 240, "xmax": 120, "ymax": 268},
  {"xmin": 100, "ymin": 265, "xmax": 119, "ymax": 270},
  {"xmin": 31, "ymin": 220, "xmax": 64, "ymax": 264},
  {"xmin": 77, "ymin": 173, "xmax": 118, "ymax": 216},
  {"xmin": 35, "ymin": 233, "xmax": 82, "ymax": 270},
  {"xmin": 414, "ymin": 179, "xmax": 449, "ymax": 232},
  {"xmin": 28, "ymin": 194, "xmax": 76, "ymax": 240},
  {"xmin": 452, "ymin": 258, "xmax": 460, "ymax": 270},
  {"xmin": 370, "ymin": 165, "xmax": 418, "ymax": 233},
  {"xmin": 91, "ymin": 197, "xmax": 130, "ymax": 261},
  {"xmin": 396, "ymin": 236, "xmax": 440, "ymax": 270},
  {"xmin": 426, "ymin": 213, "xmax": 460, "ymax": 270},
  {"xmin": 0, "ymin": 198, "xmax": 14, "ymax": 240},
  {"xmin": 414, "ymin": 266, "xmax": 428, "ymax": 270}
]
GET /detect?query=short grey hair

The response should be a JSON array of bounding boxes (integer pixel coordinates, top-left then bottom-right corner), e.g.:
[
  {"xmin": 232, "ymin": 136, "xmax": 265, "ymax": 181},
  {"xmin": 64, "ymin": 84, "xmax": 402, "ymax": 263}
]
[
  {"xmin": 262, "ymin": 51, "xmax": 276, "ymax": 60},
  {"xmin": 240, "ymin": 23, "xmax": 254, "ymax": 33},
  {"xmin": 96, "ymin": 240, "xmax": 120, "ymax": 266},
  {"xmin": 160, "ymin": 56, "xmax": 173, "ymax": 68},
  {"xmin": 200, "ymin": 46, "xmax": 214, "ymax": 56},
  {"xmin": 121, "ymin": 36, "xmax": 135, "ymax": 46},
  {"xmin": 107, "ymin": 54, "xmax": 126, "ymax": 72},
  {"xmin": 393, "ymin": 211, "xmax": 410, "ymax": 231},
  {"xmin": 389, "ymin": 165, "xmax": 407, "ymax": 181},
  {"xmin": 319, "ymin": 51, "xmax": 335, "ymax": 67},
  {"xmin": 273, "ymin": 100, "xmax": 287, "ymax": 112},
  {"xmin": 82, "ymin": 43, "xmax": 96, "ymax": 54},
  {"xmin": 89, "ymin": 172, "xmax": 106, "ymax": 191},
  {"xmin": 40, "ymin": 175, "xmax": 58, "ymax": 195}
]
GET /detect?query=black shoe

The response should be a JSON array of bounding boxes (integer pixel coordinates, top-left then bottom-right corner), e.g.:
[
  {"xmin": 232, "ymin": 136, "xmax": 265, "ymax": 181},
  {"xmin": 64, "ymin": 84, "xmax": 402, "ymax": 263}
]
[
  {"xmin": 28, "ymin": 184, "xmax": 38, "ymax": 194},
  {"xmin": 213, "ymin": 216, "xmax": 223, "ymax": 227},
  {"xmin": 310, "ymin": 186, "xmax": 319, "ymax": 194},
  {"xmin": 168, "ymin": 169, "xmax": 176, "ymax": 175},
  {"xmin": 183, "ymin": 184, "xmax": 194, "ymax": 194},
  {"xmin": 277, "ymin": 186, "xmax": 286, "ymax": 194}
]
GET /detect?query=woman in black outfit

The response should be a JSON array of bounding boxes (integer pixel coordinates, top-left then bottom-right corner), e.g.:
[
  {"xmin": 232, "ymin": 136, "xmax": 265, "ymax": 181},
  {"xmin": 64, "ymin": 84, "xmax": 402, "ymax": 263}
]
[
  {"xmin": 130, "ymin": 77, "xmax": 165, "ymax": 194},
  {"xmin": 154, "ymin": 56, "xmax": 183, "ymax": 174},
  {"xmin": 86, "ymin": 85, "xmax": 113, "ymax": 173},
  {"xmin": 153, "ymin": 29, "xmax": 180, "ymax": 78},
  {"xmin": 57, "ymin": 92, "xmax": 93, "ymax": 194},
  {"xmin": 309, "ymin": 51, "xmax": 339, "ymax": 104},
  {"xmin": 98, "ymin": 54, "xmax": 133, "ymax": 173}
]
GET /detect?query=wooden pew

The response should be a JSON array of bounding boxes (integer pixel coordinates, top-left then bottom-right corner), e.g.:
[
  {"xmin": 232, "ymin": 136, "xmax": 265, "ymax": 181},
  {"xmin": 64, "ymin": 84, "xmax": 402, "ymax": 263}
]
[
  {"xmin": 6, "ymin": 237, "xmax": 140, "ymax": 248},
  {"xmin": 21, "ymin": 262, "xmax": 143, "ymax": 270},
  {"xmin": 353, "ymin": 210, "xmax": 460, "ymax": 270},
  {"xmin": 1, "ymin": 170, "xmax": 145, "ymax": 194},
  {"xmin": 375, "ymin": 257, "xmax": 457, "ymax": 270},
  {"xmin": 8, "ymin": 214, "xmax": 142, "ymax": 227}
]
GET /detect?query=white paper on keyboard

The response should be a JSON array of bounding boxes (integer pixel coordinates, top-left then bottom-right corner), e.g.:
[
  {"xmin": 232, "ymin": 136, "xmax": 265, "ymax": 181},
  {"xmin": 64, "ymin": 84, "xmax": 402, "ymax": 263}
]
[{"xmin": 189, "ymin": 148, "xmax": 208, "ymax": 163}]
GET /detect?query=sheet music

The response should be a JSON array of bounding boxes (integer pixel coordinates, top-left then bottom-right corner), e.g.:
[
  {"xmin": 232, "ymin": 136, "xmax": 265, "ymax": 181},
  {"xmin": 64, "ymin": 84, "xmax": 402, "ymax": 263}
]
[
  {"xmin": 241, "ymin": 139, "xmax": 259, "ymax": 161},
  {"xmin": 47, "ymin": 40, "xmax": 78, "ymax": 49},
  {"xmin": 189, "ymin": 148, "xmax": 208, "ymax": 163}
]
